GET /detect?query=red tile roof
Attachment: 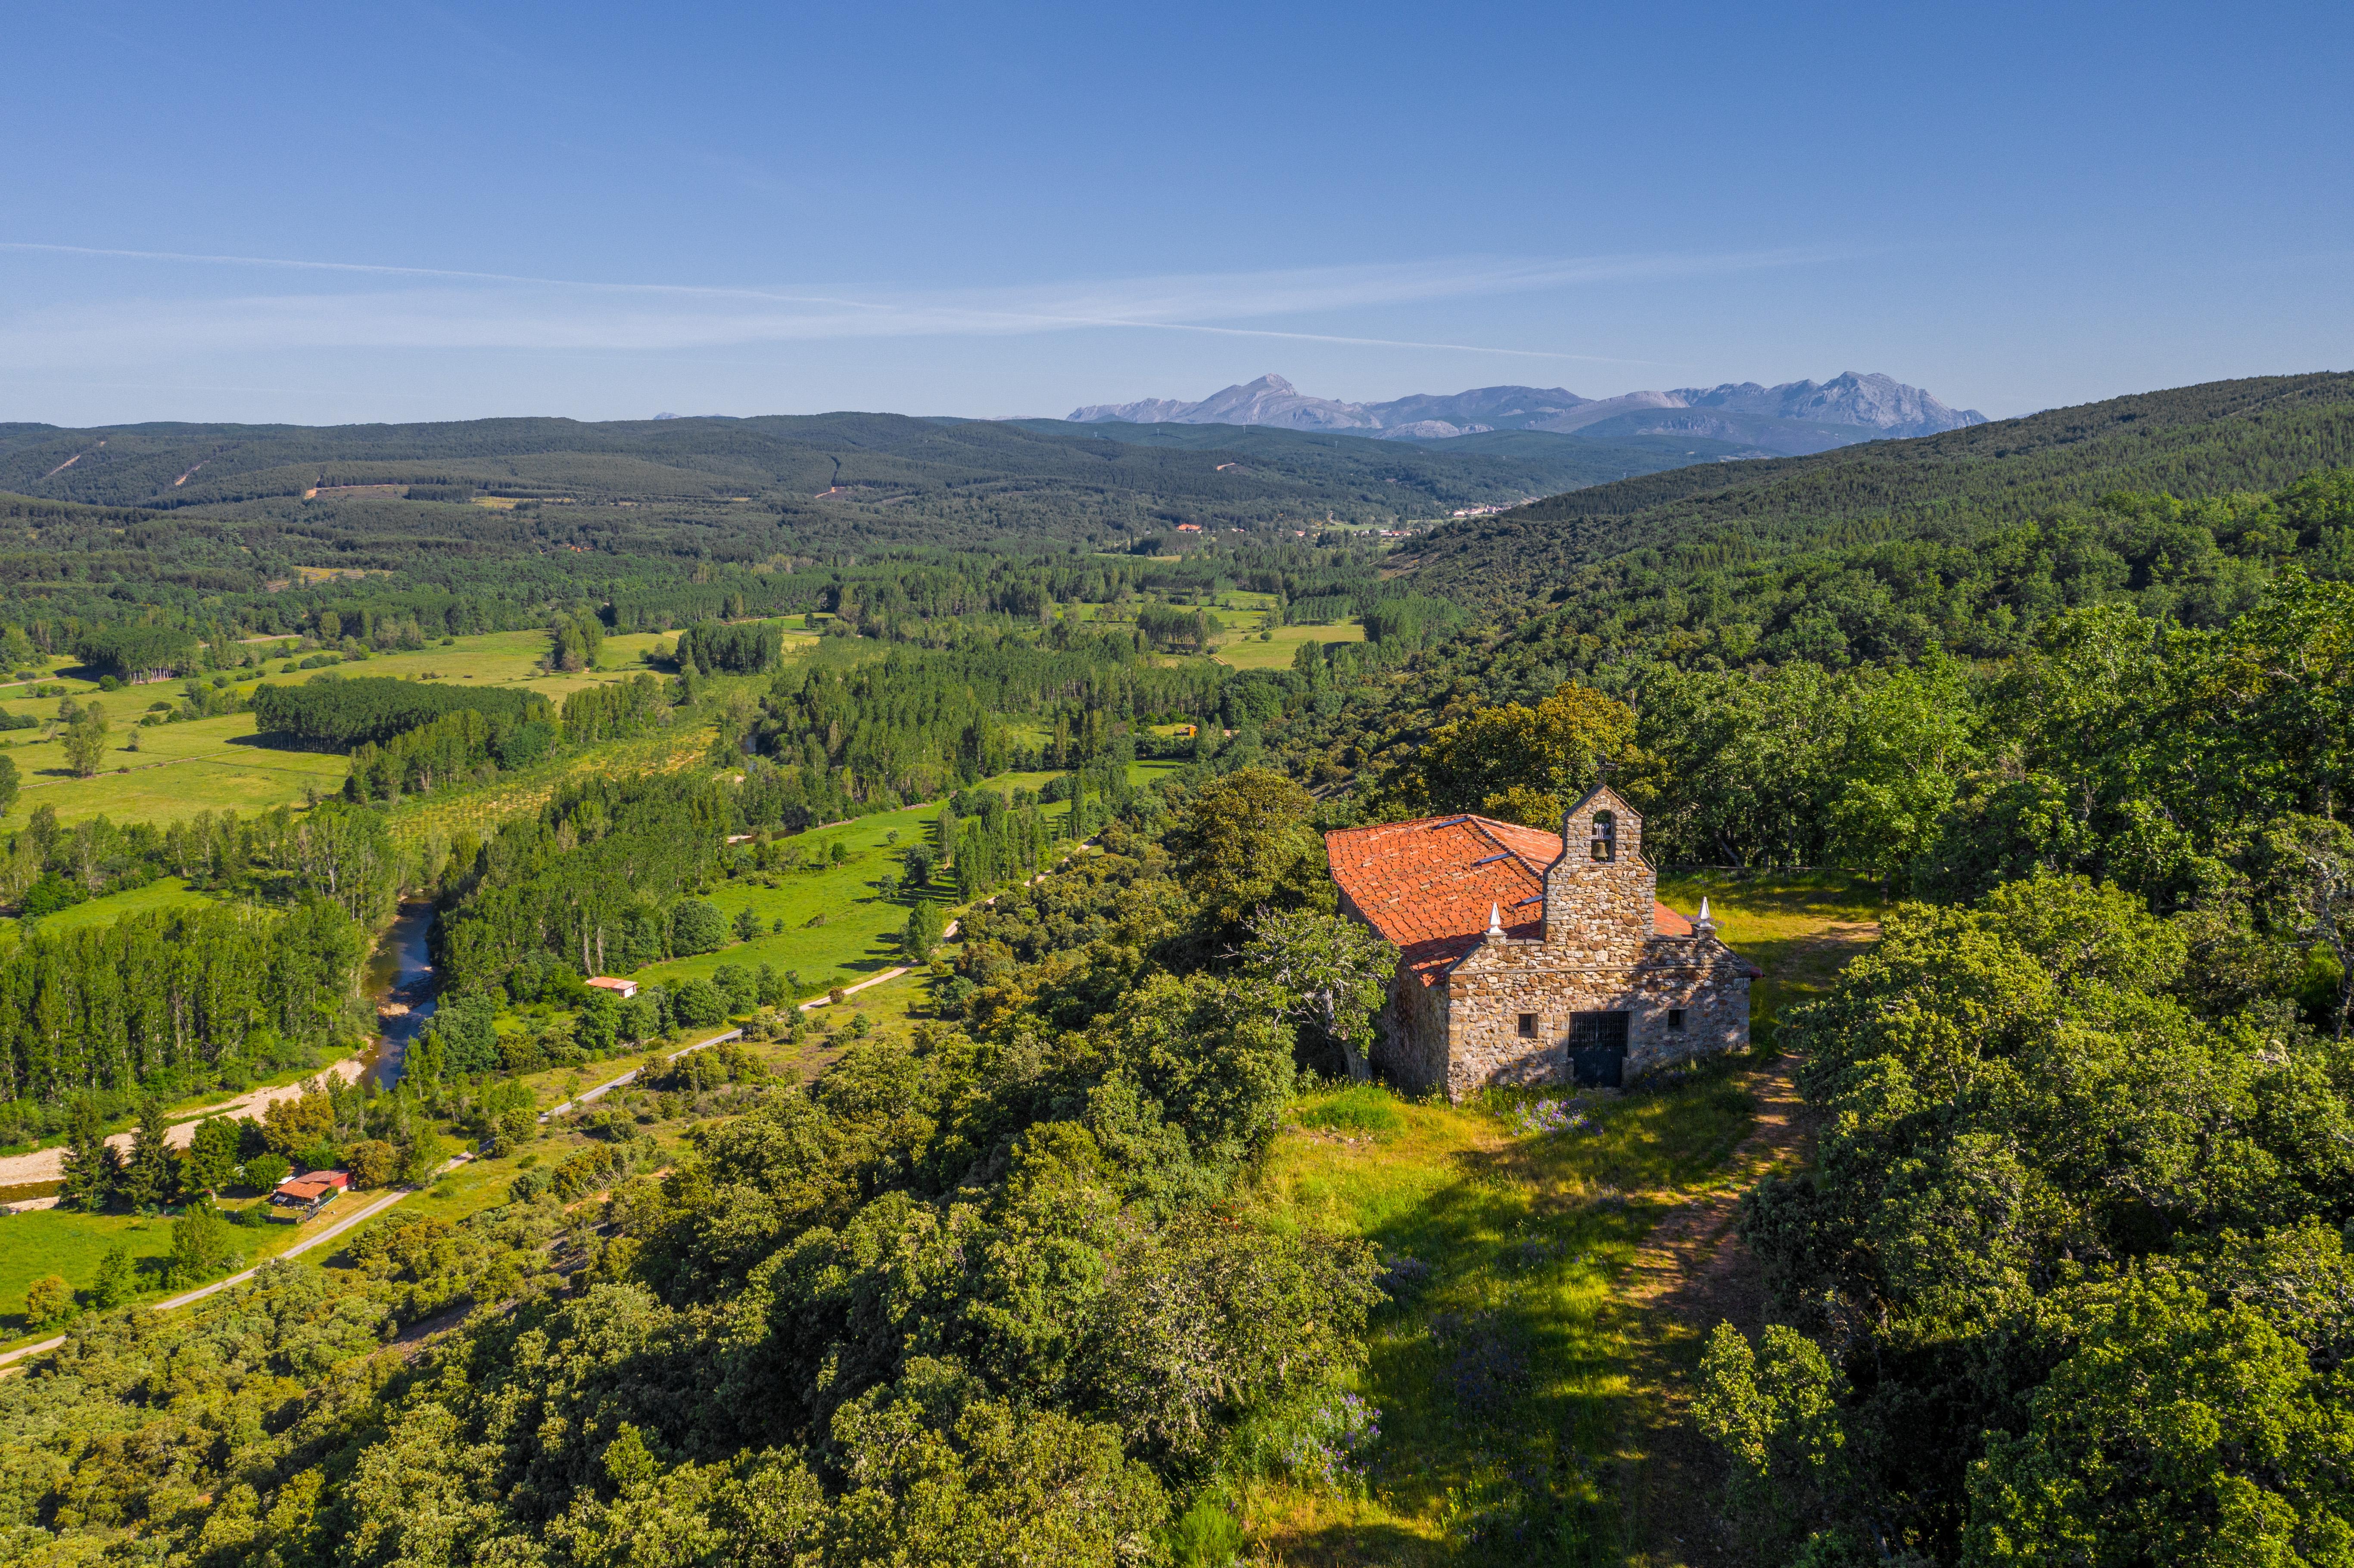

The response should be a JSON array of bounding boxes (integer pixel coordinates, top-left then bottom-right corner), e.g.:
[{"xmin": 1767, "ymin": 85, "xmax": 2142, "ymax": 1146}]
[{"xmin": 1324, "ymin": 813, "xmax": 1694, "ymax": 986}]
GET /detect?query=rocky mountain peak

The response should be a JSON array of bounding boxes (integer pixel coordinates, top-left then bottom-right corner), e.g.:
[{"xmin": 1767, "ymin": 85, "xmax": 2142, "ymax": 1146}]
[{"xmin": 1068, "ymin": 371, "xmax": 1984, "ymax": 450}]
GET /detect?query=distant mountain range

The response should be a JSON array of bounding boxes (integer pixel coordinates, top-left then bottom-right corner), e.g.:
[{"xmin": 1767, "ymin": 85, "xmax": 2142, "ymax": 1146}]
[{"xmin": 1068, "ymin": 372, "xmax": 1988, "ymax": 457}]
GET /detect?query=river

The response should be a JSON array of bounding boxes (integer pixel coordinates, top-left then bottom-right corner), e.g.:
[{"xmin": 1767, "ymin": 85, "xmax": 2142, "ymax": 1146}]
[{"xmin": 357, "ymin": 902, "xmax": 439, "ymax": 1090}]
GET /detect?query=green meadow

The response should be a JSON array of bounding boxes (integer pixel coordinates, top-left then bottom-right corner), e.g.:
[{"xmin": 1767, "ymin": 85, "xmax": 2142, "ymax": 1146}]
[
  {"xmin": 6, "ymin": 877, "xmax": 214, "ymax": 938},
  {"xmin": 629, "ymin": 759, "xmax": 1180, "ymax": 995},
  {"xmin": 634, "ymin": 807, "xmax": 956, "ymax": 995},
  {"xmin": 1213, "ymin": 619, "xmax": 1367, "ymax": 669},
  {"xmin": 1246, "ymin": 1069, "xmax": 1757, "ymax": 1563},
  {"xmin": 1655, "ymin": 871, "xmax": 1889, "ymax": 1037},
  {"xmin": 0, "ymin": 622, "xmax": 821, "ymax": 834},
  {"xmin": 1232, "ymin": 875, "xmax": 1880, "ymax": 1565},
  {"xmin": 0, "ymin": 1210, "xmax": 184, "ymax": 1326},
  {"xmin": 0, "ymin": 1194, "xmax": 361, "ymax": 1333}
]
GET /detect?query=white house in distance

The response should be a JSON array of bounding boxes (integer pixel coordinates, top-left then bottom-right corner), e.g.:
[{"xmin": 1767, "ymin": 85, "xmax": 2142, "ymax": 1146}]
[{"xmin": 586, "ymin": 976, "xmax": 639, "ymax": 1000}]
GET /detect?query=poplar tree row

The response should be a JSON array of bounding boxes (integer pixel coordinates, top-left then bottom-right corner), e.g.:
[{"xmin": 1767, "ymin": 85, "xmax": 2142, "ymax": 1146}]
[{"xmin": 0, "ymin": 900, "xmax": 368, "ymax": 1104}]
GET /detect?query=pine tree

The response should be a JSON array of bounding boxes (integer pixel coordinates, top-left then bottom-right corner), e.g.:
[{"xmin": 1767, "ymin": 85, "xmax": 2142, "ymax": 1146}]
[
  {"xmin": 90, "ymin": 1244, "xmax": 135, "ymax": 1310},
  {"xmin": 57, "ymin": 1097, "xmax": 119, "ymax": 1213},
  {"xmin": 182, "ymin": 1116, "xmax": 241, "ymax": 1195},
  {"xmin": 903, "ymin": 899, "xmax": 947, "ymax": 962},
  {"xmin": 121, "ymin": 1091, "xmax": 179, "ymax": 1211}
]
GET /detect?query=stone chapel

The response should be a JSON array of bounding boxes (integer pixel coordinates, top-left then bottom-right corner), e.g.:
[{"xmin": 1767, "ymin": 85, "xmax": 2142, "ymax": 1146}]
[{"xmin": 1323, "ymin": 786, "xmax": 1757, "ymax": 1101}]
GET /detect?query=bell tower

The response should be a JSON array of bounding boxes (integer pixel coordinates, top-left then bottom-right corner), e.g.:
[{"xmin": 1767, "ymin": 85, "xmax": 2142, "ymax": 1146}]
[{"xmin": 1542, "ymin": 785, "xmax": 1657, "ymax": 957}]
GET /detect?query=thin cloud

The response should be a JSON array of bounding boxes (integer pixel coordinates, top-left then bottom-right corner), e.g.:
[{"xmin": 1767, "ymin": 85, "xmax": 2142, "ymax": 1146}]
[{"xmin": 0, "ymin": 242, "xmax": 1844, "ymax": 364}]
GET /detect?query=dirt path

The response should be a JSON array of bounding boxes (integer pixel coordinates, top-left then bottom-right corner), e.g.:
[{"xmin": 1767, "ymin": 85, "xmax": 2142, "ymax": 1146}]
[
  {"xmin": 1613, "ymin": 921, "xmax": 1873, "ymax": 1566},
  {"xmin": 0, "ymin": 1062, "xmax": 366, "ymax": 1188},
  {"xmin": 1613, "ymin": 1047, "xmax": 1809, "ymax": 1565}
]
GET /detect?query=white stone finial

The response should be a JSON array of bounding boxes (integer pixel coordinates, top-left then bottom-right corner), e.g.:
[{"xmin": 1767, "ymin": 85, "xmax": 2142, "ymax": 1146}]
[
  {"xmin": 1487, "ymin": 902, "xmax": 1505, "ymax": 937},
  {"xmin": 1698, "ymin": 896, "xmax": 1711, "ymax": 924}
]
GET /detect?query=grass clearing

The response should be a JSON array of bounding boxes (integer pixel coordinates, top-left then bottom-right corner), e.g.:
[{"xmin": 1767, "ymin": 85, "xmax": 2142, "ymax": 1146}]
[
  {"xmin": 1233, "ymin": 875, "xmax": 1884, "ymax": 1565},
  {"xmin": 1246, "ymin": 1068, "xmax": 1758, "ymax": 1564},
  {"xmin": 0, "ymin": 1189, "xmax": 377, "ymax": 1339},
  {"xmin": 633, "ymin": 807, "xmax": 956, "ymax": 993},
  {"xmin": 1296, "ymin": 1083, "xmax": 1407, "ymax": 1138},
  {"xmin": 0, "ymin": 1211, "xmax": 184, "ymax": 1329},
  {"xmin": 625, "ymin": 759, "xmax": 1168, "ymax": 995},
  {"xmin": 0, "ymin": 723, "xmax": 351, "ymax": 831},
  {"xmin": 1656, "ymin": 872, "xmax": 1888, "ymax": 1037},
  {"xmin": 5, "ymin": 877, "xmax": 214, "ymax": 937},
  {"xmin": 0, "ymin": 623, "xmax": 821, "ymax": 835},
  {"xmin": 1214, "ymin": 620, "xmax": 1366, "ymax": 669}
]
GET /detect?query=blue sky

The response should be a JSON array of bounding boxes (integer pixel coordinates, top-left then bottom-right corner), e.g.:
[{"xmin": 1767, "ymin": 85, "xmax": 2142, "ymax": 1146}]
[{"xmin": 2, "ymin": 2, "xmax": 2346, "ymax": 427}]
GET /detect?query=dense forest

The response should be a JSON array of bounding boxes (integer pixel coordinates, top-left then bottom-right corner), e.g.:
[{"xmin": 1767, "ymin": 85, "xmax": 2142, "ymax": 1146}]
[
  {"xmin": 252, "ymin": 675, "xmax": 548, "ymax": 748},
  {"xmin": 0, "ymin": 773, "xmax": 1392, "ymax": 1565},
  {"xmin": 0, "ymin": 410, "xmax": 1691, "ymax": 650},
  {"xmin": 8, "ymin": 371, "xmax": 2354, "ymax": 1564},
  {"xmin": 0, "ymin": 411, "xmax": 1705, "ymax": 516},
  {"xmin": 1400, "ymin": 370, "xmax": 2354, "ymax": 609}
]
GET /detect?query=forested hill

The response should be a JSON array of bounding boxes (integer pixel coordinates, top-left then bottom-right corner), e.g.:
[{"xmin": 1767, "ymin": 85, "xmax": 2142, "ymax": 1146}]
[
  {"xmin": 1397, "ymin": 370, "xmax": 2354, "ymax": 610},
  {"xmin": 0, "ymin": 409, "xmax": 1695, "ymax": 523}
]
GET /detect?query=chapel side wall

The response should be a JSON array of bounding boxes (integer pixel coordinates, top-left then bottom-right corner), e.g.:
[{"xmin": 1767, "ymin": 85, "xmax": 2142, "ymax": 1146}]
[{"xmin": 1376, "ymin": 966, "xmax": 1450, "ymax": 1095}]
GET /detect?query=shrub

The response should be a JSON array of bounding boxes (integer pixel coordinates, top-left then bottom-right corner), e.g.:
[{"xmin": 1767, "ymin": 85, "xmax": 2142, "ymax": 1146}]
[
  {"xmin": 23, "ymin": 1274, "xmax": 71, "ymax": 1329},
  {"xmin": 671, "ymin": 977, "xmax": 728, "ymax": 1028},
  {"xmin": 163, "ymin": 1204, "xmax": 240, "ymax": 1289},
  {"xmin": 710, "ymin": 963, "xmax": 756, "ymax": 1014},
  {"xmin": 551, "ymin": 1140, "xmax": 641, "ymax": 1201},
  {"xmin": 90, "ymin": 1245, "xmax": 136, "ymax": 1309}
]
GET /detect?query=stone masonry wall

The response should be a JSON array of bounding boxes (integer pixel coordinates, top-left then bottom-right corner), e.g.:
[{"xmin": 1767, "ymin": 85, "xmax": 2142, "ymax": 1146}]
[
  {"xmin": 1377, "ymin": 965, "xmax": 1451, "ymax": 1095},
  {"xmin": 1437, "ymin": 931, "xmax": 1750, "ymax": 1102}
]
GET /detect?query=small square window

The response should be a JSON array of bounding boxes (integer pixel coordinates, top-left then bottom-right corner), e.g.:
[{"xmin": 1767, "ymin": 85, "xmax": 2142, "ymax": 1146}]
[
  {"xmin": 1516, "ymin": 1013, "xmax": 1539, "ymax": 1039},
  {"xmin": 1667, "ymin": 1008, "xmax": 1687, "ymax": 1032}
]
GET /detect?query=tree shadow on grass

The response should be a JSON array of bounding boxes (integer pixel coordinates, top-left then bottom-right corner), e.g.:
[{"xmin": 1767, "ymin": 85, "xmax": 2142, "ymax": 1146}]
[
  {"xmin": 1260, "ymin": 1518, "xmax": 1441, "ymax": 1568},
  {"xmin": 1341, "ymin": 1064, "xmax": 1757, "ymax": 1564}
]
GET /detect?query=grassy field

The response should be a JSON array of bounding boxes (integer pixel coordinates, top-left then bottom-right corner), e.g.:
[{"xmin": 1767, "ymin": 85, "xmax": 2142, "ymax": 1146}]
[
  {"xmin": 625, "ymin": 761, "xmax": 1178, "ymax": 995},
  {"xmin": 0, "ymin": 1210, "xmax": 184, "ymax": 1325},
  {"xmin": 1245, "ymin": 1071, "xmax": 1758, "ymax": 1564},
  {"xmin": 4, "ymin": 877, "xmax": 214, "ymax": 937},
  {"xmin": 0, "ymin": 715, "xmax": 352, "ymax": 831},
  {"xmin": 1232, "ymin": 874, "xmax": 1883, "ymax": 1565},
  {"xmin": 1214, "ymin": 621, "xmax": 1366, "ymax": 669},
  {"xmin": 0, "ymin": 623, "xmax": 829, "ymax": 836},
  {"xmin": 0, "ymin": 1186, "xmax": 382, "ymax": 1335},
  {"xmin": 1655, "ymin": 872, "xmax": 1889, "ymax": 1040},
  {"xmin": 634, "ymin": 807, "xmax": 956, "ymax": 995}
]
